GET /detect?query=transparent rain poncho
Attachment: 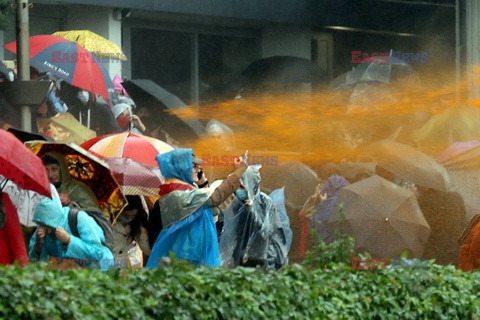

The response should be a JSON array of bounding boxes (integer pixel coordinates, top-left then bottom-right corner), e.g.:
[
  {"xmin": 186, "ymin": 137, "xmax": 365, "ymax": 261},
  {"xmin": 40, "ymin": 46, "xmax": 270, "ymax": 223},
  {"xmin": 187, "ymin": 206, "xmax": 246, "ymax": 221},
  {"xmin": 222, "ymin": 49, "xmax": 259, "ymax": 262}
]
[{"xmin": 219, "ymin": 166, "xmax": 291, "ymax": 270}]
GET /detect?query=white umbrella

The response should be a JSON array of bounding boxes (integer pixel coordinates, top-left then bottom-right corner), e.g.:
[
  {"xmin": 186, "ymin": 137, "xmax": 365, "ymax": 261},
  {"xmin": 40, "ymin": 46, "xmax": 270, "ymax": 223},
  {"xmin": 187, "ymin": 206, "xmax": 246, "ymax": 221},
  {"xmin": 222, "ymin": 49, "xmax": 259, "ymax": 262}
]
[{"xmin": 1, "ymin": 175, "xmax": 61, "ymax": 226}]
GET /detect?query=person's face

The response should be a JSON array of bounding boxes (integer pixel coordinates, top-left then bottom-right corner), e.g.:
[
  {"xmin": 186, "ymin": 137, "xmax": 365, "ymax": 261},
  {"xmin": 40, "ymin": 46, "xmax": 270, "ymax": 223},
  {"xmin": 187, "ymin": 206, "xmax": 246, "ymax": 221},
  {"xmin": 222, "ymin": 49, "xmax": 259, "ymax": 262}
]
[
  {"xmin": 119, "ymin": 208, "xmax": 138, "ymax": 224},
  {"xmin": 45, "ymin": 163, "xmax": 62, "ymax": 184},
  {"xmin": 192, "ymin": 163, "xmax": 201, "ymax": 183}
]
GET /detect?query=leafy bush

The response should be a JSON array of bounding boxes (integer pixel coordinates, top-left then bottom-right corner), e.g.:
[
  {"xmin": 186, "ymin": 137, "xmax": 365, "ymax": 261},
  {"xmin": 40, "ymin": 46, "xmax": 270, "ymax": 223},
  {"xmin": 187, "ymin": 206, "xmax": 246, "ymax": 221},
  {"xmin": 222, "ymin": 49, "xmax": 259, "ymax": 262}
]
[
  {"xmin": 301, "ymin": 229, "xmax": 356, "ymax": 269},
  {"xmin": 1, "ymin": 257, "xmax": 480, "ymax": 319}
]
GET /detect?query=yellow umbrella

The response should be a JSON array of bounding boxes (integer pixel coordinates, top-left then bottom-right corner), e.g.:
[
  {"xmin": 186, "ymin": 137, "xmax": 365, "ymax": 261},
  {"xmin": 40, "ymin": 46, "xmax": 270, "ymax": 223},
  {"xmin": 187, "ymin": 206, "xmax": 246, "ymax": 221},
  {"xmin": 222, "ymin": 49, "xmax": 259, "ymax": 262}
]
[
  {"xmin": 52, "ymin": 30, "xmax": 127, "ymax": 61},
  {"xmin": 36, "ymin": 112, "xmax": 97, "ymax": 145}
]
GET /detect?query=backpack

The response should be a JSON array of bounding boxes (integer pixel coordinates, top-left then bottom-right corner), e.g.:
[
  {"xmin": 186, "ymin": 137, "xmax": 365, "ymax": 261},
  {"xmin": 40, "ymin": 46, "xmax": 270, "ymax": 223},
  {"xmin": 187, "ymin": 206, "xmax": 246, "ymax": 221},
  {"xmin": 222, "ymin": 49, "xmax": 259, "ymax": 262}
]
[{"xmin": 68, "ymin": 207, "xmax": 115, "ymax": 252}]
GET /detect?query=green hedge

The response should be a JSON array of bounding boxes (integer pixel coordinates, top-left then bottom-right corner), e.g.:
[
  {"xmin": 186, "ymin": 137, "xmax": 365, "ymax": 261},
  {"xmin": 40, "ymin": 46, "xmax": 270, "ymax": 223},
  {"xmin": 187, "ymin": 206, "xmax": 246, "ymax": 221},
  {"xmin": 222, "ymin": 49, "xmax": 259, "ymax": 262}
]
[{"xmin": 0, "ymin": 259, "xmax": 479, "ymax": 320}]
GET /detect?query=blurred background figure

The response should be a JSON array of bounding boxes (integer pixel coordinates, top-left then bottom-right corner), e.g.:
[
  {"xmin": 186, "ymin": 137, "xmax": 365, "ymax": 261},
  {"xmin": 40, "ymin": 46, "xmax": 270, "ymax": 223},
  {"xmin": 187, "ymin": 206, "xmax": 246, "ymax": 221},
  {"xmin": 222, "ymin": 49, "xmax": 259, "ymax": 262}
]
[
  {"xmin": 111, "ymin": 103, "xmax": 146, "ymax": 134},
  {"xmin": 113, "ymin": 195, "xmax": 151, "ymax": 268},
  {"xmin": 57, "ymin": 81, "xmax": 120, "ymax": 135}
]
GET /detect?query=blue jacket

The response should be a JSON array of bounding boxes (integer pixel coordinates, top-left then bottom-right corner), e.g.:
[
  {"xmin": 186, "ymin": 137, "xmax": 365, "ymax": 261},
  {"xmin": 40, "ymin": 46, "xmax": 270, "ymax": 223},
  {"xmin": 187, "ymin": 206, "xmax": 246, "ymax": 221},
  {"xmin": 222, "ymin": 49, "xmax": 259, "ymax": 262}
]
[{"xmin": 29, "ymin": 198, "xmax": 113, "ymax": 270}]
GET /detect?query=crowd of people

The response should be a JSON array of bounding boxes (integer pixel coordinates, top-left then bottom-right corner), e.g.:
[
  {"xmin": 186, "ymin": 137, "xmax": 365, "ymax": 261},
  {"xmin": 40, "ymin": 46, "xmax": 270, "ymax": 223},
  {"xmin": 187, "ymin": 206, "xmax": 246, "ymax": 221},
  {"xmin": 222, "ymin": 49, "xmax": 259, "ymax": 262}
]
[
  {"xmin": 2, "ymin": 63, "xmax": 480, "ymax": 273},
  {"xmin": 0, "ymin": 141, "xmax": 292, "ymax": 270},
  {"xmin": 0, "ymin": 63, "xmax": 145, "ymax": 138}
]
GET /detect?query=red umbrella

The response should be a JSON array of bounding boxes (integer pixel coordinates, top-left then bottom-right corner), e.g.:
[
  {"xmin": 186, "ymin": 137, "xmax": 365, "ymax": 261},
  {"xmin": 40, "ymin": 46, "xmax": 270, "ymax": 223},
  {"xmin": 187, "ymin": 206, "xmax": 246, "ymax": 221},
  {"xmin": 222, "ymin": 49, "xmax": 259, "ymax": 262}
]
[
  {"xmin": 4, "ymin": 35, "xmax": 114, "ymax": 99},
  {"xmin": 105, "ymin": 157, "xmax": 163, "ymax": 196},
  {"xmin": 81, "ymin": 132, "xmax": 174, "ymax": 167},
  {"xmin": 0, "ymin": 129, "xmax": 51, "ymax": 198}
]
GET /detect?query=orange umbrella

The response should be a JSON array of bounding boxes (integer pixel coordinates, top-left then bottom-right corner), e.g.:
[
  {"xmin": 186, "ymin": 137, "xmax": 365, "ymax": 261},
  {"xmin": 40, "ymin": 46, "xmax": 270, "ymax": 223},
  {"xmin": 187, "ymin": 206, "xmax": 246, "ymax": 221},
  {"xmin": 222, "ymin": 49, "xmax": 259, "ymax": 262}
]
[{"xmin": 80, "ymin": 132, "xmax": 174, "ymax": 167}]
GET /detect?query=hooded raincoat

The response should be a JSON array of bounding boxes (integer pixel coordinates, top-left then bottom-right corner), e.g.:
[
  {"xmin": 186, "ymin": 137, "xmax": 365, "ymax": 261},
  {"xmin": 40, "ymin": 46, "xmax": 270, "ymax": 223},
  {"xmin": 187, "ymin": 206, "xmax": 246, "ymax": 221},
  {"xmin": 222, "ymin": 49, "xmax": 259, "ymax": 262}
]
[
  {"xmin": 146, "ymin": 149, "xmax": 220, "ymax": 267},
  {"xmin": 219, "ymin": 166, "xmax": 290, "ymax": 270},
  {"xmin": 43, "ymin": 151, "xmax": 99, "ymax": 210},
  {"xmin": 29, "ymin": 198, "xmax": 113, "ymax": 269}
]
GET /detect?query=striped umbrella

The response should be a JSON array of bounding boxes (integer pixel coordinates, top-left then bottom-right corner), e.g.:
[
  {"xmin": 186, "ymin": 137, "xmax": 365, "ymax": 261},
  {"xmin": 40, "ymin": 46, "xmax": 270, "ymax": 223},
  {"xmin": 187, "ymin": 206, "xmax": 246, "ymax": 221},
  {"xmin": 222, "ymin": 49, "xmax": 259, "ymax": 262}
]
[
  {"xmin": 4, "ymin": 35, "xmax": 115, "ymax": 99},
  {"xmin": 81, "ymin": 132, "xmax": 174, "ymax": 167},
  {"xmin": 105, "ymin": 157, "xmax": 163, "ymax": 196}
]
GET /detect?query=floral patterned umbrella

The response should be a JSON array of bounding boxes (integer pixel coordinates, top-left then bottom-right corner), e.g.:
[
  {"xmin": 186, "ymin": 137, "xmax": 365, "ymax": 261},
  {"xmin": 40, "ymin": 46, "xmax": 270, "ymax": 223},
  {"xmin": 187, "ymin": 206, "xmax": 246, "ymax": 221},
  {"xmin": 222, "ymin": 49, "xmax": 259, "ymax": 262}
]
[{"xmin": 25, "ymin": 141, "xmax": 126, "ymax": 220}]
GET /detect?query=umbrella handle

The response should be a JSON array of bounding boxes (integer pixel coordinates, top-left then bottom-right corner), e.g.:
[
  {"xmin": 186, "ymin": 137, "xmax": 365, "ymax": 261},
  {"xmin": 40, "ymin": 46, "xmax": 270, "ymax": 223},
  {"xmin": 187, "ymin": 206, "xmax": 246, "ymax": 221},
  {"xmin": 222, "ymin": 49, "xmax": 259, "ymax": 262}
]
[{"xmin": 87, "ymin": 108, "xmax": 91, "ymax": 129}]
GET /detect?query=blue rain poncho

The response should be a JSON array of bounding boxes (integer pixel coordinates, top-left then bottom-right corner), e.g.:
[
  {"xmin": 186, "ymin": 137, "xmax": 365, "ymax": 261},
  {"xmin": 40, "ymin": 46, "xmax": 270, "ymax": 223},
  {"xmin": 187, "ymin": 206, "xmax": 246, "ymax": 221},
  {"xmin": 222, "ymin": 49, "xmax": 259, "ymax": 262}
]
[{"xmin": 146, "ymin": 149, "xmax": 220, "ymax": 267}]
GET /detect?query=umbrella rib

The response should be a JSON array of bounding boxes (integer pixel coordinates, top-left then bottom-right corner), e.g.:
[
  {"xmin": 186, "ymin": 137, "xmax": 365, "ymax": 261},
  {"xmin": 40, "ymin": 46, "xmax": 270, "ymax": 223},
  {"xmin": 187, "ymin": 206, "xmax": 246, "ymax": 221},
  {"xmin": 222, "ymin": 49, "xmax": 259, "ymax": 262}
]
[{"xmin": 0, "ymin": 177, "xmax": 8, "ymax": 190}]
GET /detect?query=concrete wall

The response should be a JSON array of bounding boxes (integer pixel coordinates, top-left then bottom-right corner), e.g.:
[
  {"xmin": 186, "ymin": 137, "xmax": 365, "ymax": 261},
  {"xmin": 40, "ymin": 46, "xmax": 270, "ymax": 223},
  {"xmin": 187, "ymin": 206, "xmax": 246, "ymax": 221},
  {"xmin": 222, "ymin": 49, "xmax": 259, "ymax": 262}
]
[
  {"xmin": 65, "ymin": 5, "xmax": 122, "ymax": 78},
  {"xmin": 35, "ymin": 0, "xmax": 319, "ymax": 26},
  {"xmin": 261, "ymin": 26, "xmax": 312, "ymax": 59}
]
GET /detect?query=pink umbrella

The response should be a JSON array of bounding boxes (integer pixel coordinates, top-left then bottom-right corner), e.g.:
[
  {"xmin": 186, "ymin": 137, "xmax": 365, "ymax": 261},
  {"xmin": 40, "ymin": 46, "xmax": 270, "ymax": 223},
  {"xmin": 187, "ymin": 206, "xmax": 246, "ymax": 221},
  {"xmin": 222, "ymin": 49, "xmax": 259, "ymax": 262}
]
[{"xmin": 437, "ymin": 140, "xmax": 480, "ymax": 163}]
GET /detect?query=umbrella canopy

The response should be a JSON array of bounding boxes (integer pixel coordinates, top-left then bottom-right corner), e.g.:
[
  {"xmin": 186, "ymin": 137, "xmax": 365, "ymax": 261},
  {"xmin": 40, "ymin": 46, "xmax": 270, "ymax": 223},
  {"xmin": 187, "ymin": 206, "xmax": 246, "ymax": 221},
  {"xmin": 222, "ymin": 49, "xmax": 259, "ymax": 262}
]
[
  {"xmin": 36, "ymin": 112, "xmax": 96, "ymax": 145},
  {"xmin": 329, "ymin": 52, "xmax": 414, "ymax": 113},
  {"xmin": 52, "ymin": 30, "xmax": 127, "ymax": 61},
  {"xmin": 411, "ymin": 105, "xmax": 480, "ymax": 156},
  {"xmin": 4, "ymin": 35, "xmax": 114, "ymax": 99},
  {"xmin": 122, "ymin": 79, "xmax": 206, "ymax": 141},
  {"xmin": 362, "ymin": 140, "xmax": 452, "ymax": 192},
  {"xmin": 105, "ymin": 157, "xmax": 163, "ymax": 196},
  {"xmin": 437, "ymin": 140, "xmax": 480, "ymax": 163},
  {"xmin": 7, "ymin": 127, "xmax": 51, "ymax": 142},
  {"xmin": 322, "ymin": 161, "xmax": 376, "ymax": 181},
  {"xmin": 0, "ymin": 178, "xmax": 60, "ymax": 227},
  {"xmin": 80, "ymin": 132, "xmax": 174, "ymax": 167},
  {"xmin": 260, "ymin": 161, "xmax": 318, "ymax": 210},
  {"xmin": 25, "ymin": 141, "xmax": 126, "ymax": 218},
  {"xmin": 327, "ymin": 175, "xmax": 431, "ymax": 258},
  {"xmin": 0, "ymin": 61, "xmax": 12, "ymax": 81},
  {"xmin": 0, "ymin": 129, "xmax": 51, "ymax": 198},
  {"xmin": 442, "ymin": 145, "xmax": 480, "ymax": 221},
  {"xmin": 329, "ymin": 52, "xmax": 414, "ymax": 90}
]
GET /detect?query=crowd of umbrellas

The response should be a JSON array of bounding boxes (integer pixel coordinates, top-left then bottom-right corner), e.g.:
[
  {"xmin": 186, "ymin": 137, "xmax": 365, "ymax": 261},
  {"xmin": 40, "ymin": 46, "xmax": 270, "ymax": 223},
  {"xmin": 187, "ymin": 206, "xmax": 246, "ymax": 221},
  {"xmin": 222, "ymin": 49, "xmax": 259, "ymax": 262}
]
[
  {"xmin": 1, "ymin": 129, "xmax": 172, "ymax": 224},
  {"xmin": 2, "ymin": 29, "xmax": 480, "ymax": 269}
]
